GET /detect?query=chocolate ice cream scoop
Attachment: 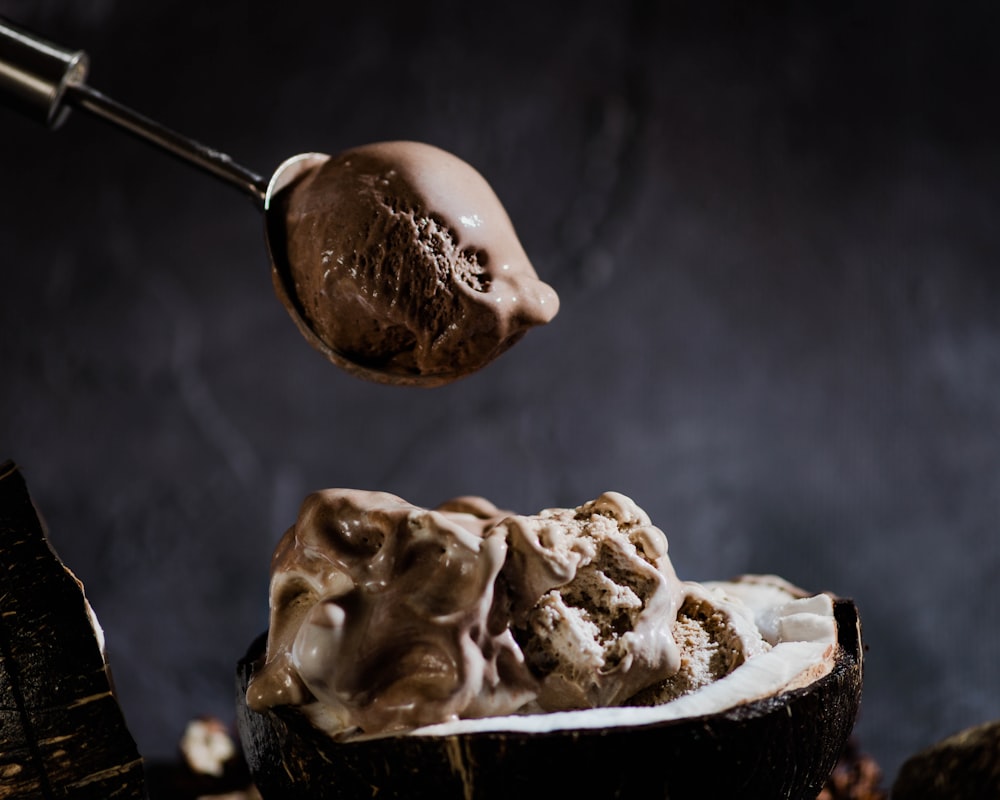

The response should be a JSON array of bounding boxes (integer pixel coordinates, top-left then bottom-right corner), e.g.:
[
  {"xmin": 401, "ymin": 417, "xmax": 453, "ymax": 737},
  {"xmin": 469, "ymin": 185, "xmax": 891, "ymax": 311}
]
[{"xmin": 269, "ymin": 143, "xmax": 559, "ymax": 386}]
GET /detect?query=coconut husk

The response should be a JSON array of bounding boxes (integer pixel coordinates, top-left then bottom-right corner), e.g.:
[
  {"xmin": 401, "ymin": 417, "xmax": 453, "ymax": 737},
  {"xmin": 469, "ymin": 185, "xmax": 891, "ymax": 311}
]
[
  {"xmin": 0, "ymin": 460, "xmax": 147, "ymax": 799},
  {"xmin": 892, "ymin": 719, "xmax": 1000, "ymax": 799}
]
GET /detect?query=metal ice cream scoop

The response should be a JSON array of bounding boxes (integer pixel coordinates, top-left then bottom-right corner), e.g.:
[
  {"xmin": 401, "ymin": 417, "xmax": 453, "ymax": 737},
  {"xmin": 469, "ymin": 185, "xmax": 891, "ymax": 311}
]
[{"xmin": 0, "ymin": 18, "xmax": 549, "ymax": 387}]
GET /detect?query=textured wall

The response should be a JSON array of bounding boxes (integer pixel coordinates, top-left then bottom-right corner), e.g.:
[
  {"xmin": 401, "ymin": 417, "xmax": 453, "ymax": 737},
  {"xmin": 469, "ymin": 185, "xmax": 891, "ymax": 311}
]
[{"xmin": 2, "ymin": 0, "xmax": 999, "ymax": 783}]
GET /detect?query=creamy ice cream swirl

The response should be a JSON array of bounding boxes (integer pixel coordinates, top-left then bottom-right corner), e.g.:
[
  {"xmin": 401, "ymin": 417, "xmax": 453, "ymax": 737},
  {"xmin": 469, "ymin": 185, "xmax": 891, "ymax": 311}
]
[
  {"xmin": 246, "ymin": 490, "xmax": 774, "ymax": 738},
  {"xmin": 246, "ymin": 490, "xmax": 528, "ymax": 734}
]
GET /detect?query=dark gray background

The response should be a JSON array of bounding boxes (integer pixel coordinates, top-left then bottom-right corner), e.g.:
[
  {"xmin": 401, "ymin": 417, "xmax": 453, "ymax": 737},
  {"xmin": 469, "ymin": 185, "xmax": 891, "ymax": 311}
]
[{"xmin": 2, "ymin": 0, "xmax": 998, "ymax": 785}]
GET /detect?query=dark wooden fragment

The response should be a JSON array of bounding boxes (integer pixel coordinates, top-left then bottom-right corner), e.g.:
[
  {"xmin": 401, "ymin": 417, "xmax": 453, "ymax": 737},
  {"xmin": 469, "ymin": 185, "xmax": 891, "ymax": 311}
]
[
  {"xmin": 0, "ymin": 460, "xmax": 148, "ymax": 799},
  {"xmin": 236, "ymin": 598, "xmax": 863, "ymax": 800},
  {"xmin": 892, "ymin": 719, "xmax": 1000, "ymax": 800}
]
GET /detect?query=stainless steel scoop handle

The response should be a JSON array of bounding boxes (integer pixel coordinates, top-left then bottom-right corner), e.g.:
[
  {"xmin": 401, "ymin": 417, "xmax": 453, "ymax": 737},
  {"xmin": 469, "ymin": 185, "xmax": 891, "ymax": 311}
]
[
  {"xmin": 0, "ymin": 17, "xmax": 268, "ymax": 205},
  {"xmin": 0, "ymin": 17, "xmax": 87, "ymax": 127}
]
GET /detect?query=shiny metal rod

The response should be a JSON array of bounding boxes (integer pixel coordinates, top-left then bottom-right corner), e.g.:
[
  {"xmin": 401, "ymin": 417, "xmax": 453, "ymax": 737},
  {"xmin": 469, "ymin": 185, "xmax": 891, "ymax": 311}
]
[
  {"xmin": 65, "ymin": 82, "xmax": 268, "ymax": 206},
  {"xmin": 0, "ymin": 17, "xmax": 268, "ymax": 206}
]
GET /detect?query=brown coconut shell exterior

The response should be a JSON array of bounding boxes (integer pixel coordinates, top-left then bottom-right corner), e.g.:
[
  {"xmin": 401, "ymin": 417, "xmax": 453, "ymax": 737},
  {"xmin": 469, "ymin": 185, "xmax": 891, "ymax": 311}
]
[
  {"xmin": 0, "ymin": 460, "xmax": 147, "ymax": 799},
  {"xmin": 236, "ymin": 597, "xmax": 862, "ymax": 800},
  {"xmin": 891, "ymin": 719, "xmax": 1000, "ymax": 799}
]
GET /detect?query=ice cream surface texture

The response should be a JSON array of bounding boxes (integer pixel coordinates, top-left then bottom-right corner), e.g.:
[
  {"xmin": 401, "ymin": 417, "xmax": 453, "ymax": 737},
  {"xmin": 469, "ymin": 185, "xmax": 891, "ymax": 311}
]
[
  {"xmin": 246, "ymin": 491, "xmax": 838, "ymax": 740},
  {"xmin": 273, "ymin": 142, "xmax": 559, "ymax": 383}
]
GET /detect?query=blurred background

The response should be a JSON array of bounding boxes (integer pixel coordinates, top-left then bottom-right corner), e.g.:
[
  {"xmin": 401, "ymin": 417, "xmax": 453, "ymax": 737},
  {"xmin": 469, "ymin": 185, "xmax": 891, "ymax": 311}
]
[{"xmin": 2, "ymin": 0, "xmax": 998, "ymax": 785}]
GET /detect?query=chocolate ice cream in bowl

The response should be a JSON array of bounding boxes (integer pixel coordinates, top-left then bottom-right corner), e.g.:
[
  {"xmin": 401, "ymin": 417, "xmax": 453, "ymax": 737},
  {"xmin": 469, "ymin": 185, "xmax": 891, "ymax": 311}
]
[
  {"xmin": 237, "ymin": 489, "xmax": 863, "ymax": 799},
  {"xmin": 0, "ymin": 19, "xmax": 558, "ymax": 386}
]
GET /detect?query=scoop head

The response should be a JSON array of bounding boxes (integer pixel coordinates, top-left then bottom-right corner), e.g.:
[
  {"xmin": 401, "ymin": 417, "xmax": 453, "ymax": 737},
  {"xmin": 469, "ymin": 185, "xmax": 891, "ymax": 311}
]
[{"xmin": 265, "ymin": 143, "xmax": 559, "ymax": 387}]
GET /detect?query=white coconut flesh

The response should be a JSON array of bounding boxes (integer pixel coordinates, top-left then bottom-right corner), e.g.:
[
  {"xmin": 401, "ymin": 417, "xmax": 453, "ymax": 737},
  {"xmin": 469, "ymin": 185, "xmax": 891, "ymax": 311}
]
[{"xmin": 302, "ymin": 574, "xmax": 838, "ymax": 740}]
